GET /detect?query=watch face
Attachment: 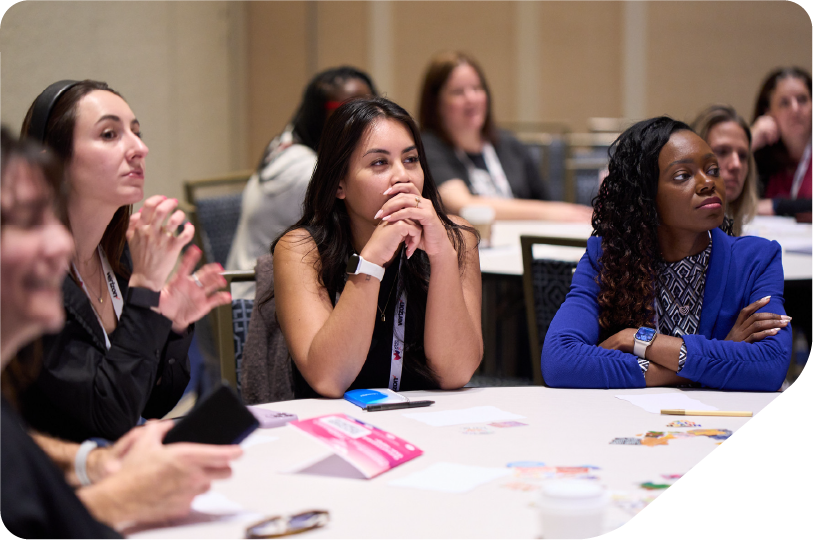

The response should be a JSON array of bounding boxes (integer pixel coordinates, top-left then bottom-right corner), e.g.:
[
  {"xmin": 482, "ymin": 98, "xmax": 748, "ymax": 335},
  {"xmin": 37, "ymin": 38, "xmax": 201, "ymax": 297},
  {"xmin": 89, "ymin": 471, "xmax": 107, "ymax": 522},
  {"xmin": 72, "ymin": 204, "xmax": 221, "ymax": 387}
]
[
  {"xmin": 346, "ymin": 254, "xmax": 361, "ymax": 274},
  {"xmin": 635, "ymin": 327, "xmax": 657, "ymax": 342}
]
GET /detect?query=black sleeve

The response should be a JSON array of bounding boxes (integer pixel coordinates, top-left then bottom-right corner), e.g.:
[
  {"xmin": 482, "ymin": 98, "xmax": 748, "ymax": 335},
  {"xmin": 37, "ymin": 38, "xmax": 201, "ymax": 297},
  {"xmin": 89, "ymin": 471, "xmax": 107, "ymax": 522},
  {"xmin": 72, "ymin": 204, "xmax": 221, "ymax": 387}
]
[
  {"xmin": 30, "ymin": 297, "xmax": 189, "ymax": 441},
  {"xmin": 141, "ymin": 324, "xmax": 193, "ymax": 419},
  {"xmin": 422, "ymin": 131, "xmax": 468, "ymax": 188},
  {"xmin": 1, "ymin": 401, "xmax": 121, "ymax": 538},
  {"xmin": 772, "ymin": 198, "xmax": 813, "ymax": 216}
]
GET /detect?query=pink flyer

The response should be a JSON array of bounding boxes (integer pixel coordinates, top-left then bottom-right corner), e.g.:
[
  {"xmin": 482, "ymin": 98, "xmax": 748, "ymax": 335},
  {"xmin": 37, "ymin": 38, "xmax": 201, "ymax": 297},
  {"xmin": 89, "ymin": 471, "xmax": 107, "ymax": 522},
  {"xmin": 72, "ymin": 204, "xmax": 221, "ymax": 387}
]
[{"xmin": 290, "ymin": 414, "xmax": 423, "ymax": 479}]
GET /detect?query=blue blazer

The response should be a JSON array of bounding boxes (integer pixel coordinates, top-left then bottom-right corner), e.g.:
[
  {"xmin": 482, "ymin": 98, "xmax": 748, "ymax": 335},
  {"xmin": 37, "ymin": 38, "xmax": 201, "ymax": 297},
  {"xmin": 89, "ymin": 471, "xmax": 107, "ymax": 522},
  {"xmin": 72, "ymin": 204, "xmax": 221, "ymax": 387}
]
[{"xmin": 541, "ymin": 228, "xmax": 791, "ymax": 391}]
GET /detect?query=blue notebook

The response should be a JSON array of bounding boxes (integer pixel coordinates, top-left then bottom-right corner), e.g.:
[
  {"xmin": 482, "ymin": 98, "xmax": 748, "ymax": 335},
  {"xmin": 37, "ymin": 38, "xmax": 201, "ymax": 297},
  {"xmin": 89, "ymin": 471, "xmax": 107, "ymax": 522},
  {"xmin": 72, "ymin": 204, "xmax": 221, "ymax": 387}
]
[{"xmin": 344, "ymin": 388, "xmax": 409, "ymax": 409}]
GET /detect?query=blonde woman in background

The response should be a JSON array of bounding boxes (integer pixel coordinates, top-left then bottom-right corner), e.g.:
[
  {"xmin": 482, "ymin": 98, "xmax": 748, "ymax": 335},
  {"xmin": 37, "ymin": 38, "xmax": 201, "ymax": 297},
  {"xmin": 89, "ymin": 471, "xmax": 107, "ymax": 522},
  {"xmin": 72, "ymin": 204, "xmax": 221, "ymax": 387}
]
[{"xmin": 691, "ymin": 105, "xmax": 759, "ymax": 236}]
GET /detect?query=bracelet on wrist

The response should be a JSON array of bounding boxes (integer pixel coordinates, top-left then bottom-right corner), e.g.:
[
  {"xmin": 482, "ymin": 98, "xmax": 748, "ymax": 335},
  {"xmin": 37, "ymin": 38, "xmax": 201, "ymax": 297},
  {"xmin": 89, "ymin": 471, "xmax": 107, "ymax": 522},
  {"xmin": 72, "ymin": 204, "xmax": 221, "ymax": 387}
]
[{"xmin": 75, "ymin": 439, "xmax": 99, "ymax": 486}]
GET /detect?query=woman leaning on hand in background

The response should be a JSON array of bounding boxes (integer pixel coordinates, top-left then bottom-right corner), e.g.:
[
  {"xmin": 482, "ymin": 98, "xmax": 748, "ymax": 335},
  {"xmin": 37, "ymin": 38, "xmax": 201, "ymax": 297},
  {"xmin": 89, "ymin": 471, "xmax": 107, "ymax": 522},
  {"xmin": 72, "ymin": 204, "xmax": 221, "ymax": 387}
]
[
  {"xmin": 15, "ymin": 80, "xmax": 230, "ymax": 443},
  {"xmin": 750, "ymin": 67, "xmax": 812, "ymax": 217},
  {"xmin": 542, "ymin": 117, "xmax": 791, "ymax": 390},
  {"xmin": 273, "ymin": 97, "xmax": 482, "ymax": 399},
  {"xmin": 418, "ymin": 51, "xmax": 592, "ymax": 222}
]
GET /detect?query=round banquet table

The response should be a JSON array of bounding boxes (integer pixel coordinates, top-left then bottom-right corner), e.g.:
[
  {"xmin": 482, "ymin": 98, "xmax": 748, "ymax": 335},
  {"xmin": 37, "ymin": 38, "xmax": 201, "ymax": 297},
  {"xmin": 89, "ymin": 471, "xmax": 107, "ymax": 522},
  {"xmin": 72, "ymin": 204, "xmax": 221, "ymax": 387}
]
[{"xmin": 130, "ymin": 386, "xmax": 779, "ymax": 539}]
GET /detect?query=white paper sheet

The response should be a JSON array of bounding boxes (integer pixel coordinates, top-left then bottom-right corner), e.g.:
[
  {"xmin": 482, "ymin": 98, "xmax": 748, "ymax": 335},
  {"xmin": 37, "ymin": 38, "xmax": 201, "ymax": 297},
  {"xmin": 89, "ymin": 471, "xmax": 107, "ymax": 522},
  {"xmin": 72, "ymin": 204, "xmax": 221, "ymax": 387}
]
[
  {"xmin": 388, "ymin": 462, "xmax": 510, "ymax": 494},
  {"xmin": 403, "ymin": 406, "xmax": 526, "ymax": 427},
  {"xmin": 240, "ymin": 433, "xmax": 279, "ymax": 449},
  {"xmin": 615, "ymin": 393, "xmax": 719, "ymax": 414}
]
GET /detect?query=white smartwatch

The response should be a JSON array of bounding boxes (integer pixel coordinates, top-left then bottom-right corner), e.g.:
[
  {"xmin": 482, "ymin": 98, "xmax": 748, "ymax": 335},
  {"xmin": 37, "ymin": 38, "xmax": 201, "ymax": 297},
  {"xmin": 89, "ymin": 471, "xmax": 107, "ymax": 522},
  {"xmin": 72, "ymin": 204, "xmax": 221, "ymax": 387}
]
[
  {"xmin": 633, "ymin": 327, "xmax": 657, "ymax": 358},
  {"xmin": 346, "ymin": 254, "xmax": 385, "ymax": 281}
]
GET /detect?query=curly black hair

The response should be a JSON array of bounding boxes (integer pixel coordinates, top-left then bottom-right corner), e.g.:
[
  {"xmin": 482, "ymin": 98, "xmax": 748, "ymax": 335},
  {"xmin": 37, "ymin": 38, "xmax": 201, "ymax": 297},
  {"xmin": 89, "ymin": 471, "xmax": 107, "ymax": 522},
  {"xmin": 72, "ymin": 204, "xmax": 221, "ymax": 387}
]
[{"xmin": 591, "ymin": 116, "xmax": 692, "ymax": 340}]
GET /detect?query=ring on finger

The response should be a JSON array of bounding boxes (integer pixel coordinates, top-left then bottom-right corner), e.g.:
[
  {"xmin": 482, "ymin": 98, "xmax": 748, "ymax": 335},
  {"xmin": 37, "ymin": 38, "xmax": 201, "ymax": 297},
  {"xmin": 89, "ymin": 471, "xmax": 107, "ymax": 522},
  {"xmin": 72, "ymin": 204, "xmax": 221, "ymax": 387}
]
[
  {"xmin": 161, "ymin": 226, "xmax": 174, "ymax": 238},
  {"xmin": 191, "ymin": 273, "xmax": 204, "ymax": 288},
  {"xmin": 415, "ymin": 197, "xmax": 421, "ymax": 208}
]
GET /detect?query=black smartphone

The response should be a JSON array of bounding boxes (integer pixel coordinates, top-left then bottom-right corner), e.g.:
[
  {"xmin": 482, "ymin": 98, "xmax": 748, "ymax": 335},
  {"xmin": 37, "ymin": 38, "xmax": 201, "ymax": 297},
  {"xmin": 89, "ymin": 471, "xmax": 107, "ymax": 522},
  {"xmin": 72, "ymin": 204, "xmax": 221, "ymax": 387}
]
[{"xmin": 163, "ymin": 383, "xmax": 259, "ymax": 445}]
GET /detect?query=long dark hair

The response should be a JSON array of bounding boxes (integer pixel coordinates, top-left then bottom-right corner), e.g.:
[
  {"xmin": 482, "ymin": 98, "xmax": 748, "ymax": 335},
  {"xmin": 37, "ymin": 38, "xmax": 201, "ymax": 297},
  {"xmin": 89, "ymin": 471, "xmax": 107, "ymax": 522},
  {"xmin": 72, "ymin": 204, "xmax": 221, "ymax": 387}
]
[
  {"xmin": 591, "ymin": 117, "xmax": 692, "ymax": 340},
  {"xmin": 289, "ymin": 66, "xmax": 378, "ymax": 150},
  {"xmin": 752, "ymin": 67, "xmax": 812, "ymax": 180},
  {"xmin": 1, "ymin": 127, "xmax": 64, "ymax": 405},
  {"xmin": 271, "ymin": 97, "xmax": 474, "ymax": 382},
  {"xmin": 691, "ymin": 104, "xmax": 758, "ymax": 236},
  {"xmin": 21, "ymin": 80, "xmax": 131, "ymax": 278},
  {"xmin": 418, "ymin": 51, "xmax": 497, "ymax": 146}
]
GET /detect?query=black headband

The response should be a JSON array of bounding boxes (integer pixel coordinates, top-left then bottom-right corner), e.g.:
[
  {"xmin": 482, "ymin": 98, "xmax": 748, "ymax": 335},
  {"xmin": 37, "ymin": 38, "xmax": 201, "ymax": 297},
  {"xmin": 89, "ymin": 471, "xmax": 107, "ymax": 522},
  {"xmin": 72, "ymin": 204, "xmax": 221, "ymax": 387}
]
[{"xmin": 26, "ymin": 80, "xmax": 80, "ymax": 143}]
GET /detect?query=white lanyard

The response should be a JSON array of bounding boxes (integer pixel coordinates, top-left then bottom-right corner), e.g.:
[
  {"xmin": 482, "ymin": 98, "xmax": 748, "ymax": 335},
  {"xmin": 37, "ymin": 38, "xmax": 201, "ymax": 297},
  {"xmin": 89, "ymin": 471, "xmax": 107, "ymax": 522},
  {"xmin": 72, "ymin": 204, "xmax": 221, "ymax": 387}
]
[
  {"xmin": 790, "ymin": 142, "xmax": 811, "ymax": 200},
  {"xmin": 72, "ymin": 246, "xmax": 123, "ymax": 350},
  {"xmin": 455, "ymin": 143, "xmax": 513, "ymax": 198},
  {"xmin": 388, "ymin": 255, "xmax": 407, "ymax": 391}
]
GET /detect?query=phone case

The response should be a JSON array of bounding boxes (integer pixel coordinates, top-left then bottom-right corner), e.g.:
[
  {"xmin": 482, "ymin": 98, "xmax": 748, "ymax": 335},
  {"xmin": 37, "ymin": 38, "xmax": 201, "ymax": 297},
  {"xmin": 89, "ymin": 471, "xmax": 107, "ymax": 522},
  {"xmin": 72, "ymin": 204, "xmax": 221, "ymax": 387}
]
[{"xmin": 163, "ymin": 384, "xmax": 259, "ymax": 445}]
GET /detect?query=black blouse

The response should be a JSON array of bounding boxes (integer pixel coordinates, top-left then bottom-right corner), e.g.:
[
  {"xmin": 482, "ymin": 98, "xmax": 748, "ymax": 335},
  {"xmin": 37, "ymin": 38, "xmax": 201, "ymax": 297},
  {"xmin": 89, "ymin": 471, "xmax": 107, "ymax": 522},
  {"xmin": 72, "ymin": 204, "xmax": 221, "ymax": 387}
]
[{"xmin": 293, "ymin": 251, "xmax": 436, "ymax": 398}]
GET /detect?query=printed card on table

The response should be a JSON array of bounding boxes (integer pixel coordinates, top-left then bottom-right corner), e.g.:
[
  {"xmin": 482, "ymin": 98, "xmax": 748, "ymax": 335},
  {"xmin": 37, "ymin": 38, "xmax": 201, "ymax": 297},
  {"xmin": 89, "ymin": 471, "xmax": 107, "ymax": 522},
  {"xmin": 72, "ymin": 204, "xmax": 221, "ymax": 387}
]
[{"xmin": 288, "ymin": 413, "xmax": 422, "ymax": 479}]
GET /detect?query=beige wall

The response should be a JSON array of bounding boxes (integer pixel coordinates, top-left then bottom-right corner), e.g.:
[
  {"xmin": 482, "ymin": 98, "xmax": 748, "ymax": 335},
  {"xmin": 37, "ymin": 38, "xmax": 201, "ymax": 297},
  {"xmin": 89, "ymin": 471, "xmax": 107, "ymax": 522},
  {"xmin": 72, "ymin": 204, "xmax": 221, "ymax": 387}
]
[
  {"xmin": 648, "ymin": 1, "xmax": 811, "ymax": 124},
  {"xmin": 1, "ymin": 1, "xmax": 810, "ymax": 202},
  {"xmin": 248, "ymin": 0, "xmax": 810, "ymax": 156},
  {"xmin": 0, "ymin": 1, "xmax": 248, "ymax": 201}
]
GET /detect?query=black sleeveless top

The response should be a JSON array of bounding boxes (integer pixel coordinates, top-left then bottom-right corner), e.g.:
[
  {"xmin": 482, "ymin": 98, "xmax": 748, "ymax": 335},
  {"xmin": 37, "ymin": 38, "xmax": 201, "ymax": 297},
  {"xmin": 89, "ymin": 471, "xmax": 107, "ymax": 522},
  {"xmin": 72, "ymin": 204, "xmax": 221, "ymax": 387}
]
[{"xmin": 293, "ymin": 250, "xmax": 438, "ymax": 398}]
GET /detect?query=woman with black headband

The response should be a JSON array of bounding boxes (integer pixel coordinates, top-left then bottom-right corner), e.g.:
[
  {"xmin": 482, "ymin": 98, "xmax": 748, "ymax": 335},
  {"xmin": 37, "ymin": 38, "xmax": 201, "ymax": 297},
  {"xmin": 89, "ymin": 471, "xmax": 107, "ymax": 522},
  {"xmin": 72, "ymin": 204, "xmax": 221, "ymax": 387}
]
[{"xmin": 17, "ymin": 80, "xmax": 230, "ymax": 442}]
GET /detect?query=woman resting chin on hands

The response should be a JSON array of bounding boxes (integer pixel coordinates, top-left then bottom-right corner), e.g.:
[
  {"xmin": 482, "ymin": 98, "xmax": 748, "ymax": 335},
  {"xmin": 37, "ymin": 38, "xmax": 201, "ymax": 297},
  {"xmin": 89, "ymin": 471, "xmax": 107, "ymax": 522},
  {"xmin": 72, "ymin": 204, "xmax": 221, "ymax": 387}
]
[
  {"xmin": 17, "ymin": 80, "xmax": 230, "ymax": 443},
  {"xmin": 273, "ymin": 97, "xmax": 483, "ymax": 399}
]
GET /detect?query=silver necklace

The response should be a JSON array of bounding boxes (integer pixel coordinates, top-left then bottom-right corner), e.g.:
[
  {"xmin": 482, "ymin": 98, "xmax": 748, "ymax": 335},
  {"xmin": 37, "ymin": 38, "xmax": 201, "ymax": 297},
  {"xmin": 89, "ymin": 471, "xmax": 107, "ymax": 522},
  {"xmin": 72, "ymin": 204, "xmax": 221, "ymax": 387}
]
[{"xmin": 376, "ymin": 275, "xmax": 398, "ymax": 322}]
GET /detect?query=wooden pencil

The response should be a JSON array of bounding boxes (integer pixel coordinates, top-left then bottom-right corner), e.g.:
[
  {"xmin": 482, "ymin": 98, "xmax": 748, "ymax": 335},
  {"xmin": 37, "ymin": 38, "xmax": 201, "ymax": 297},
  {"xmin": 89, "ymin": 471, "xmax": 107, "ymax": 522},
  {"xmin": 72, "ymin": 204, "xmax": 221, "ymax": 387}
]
[{"xmin": 661, "ymin": 409, "xmax": 752, "ymax": 417}]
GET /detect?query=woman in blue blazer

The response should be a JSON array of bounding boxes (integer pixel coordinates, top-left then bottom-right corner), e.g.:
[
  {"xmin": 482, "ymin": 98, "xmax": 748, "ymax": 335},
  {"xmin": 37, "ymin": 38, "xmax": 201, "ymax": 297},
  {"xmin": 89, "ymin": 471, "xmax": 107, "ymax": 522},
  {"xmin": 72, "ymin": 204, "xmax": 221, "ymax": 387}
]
[{"xmin": 542, "ymin": 117, "xmax": 791, "ymax": 391}]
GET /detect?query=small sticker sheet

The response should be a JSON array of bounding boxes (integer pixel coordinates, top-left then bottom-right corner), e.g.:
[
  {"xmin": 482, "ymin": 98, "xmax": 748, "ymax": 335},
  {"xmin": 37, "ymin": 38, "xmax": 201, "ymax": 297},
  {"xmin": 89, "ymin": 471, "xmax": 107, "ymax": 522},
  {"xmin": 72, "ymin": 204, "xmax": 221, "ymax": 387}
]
[
  {"xmin": 610, "ymin": 437, "xmax": 642, "ymax": 445},
  {"xmin": 460, "ymin": 426, "xmax": 495, "ymax": 435},
  {"xmin": 489, "ymin": 421, "xmax": 527, "ymax": 428},
  {"xmin": 666, "ymin": 420, "xmax": 701, "ymax": 428},
  {"xmin": 640, "ymin": 482, "xmax": 671, "ymax": 490}
]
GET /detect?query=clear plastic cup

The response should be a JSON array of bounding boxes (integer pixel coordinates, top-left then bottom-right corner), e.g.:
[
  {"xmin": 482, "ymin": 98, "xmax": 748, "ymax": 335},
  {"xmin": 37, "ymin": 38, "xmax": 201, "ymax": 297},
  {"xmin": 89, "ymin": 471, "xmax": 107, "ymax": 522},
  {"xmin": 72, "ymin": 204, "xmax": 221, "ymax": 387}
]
[
  {"xmin": 459, "ymin": 205, "xmax": 496, "ymax": 247},
  {"xmin": 538, "ymin": 480, "xmax": 609, "ymax": 539}
]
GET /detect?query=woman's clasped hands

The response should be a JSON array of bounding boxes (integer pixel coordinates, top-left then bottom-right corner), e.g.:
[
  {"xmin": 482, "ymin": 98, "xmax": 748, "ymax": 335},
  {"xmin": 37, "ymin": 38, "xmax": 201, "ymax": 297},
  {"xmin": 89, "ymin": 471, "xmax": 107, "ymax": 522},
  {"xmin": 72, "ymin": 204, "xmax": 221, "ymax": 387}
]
[
  {"xmin": 366, "ymin": 181, "xmax": 452, "ymax": 264},
  {"xmin": 127, "ymin": 195, "xmax": 230, "ymax": 333}
]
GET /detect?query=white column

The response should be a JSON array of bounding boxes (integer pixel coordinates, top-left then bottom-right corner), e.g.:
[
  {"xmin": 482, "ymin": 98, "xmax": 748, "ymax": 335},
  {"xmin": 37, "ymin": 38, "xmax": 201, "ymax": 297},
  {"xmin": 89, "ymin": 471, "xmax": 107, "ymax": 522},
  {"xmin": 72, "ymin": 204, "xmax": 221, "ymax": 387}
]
[
  {"xmin": 623, "ymin": 1, "xmax": 648, "ymax": 120},
  {"xmin": 516, "ymin": 1, "xmax": 541, "ymax": 122},
  {"xmin": 368, "ymin": 1, "xmax": 394, "ymax": 96}
]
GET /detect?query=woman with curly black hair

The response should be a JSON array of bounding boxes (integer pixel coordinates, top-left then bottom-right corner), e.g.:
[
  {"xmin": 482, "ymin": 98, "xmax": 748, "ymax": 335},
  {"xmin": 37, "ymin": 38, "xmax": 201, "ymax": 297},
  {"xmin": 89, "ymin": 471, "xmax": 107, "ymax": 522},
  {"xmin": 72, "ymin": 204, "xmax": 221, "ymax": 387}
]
[{"xmin": 541, "ymin": 117, "xmax": 791, "ymax": 390}]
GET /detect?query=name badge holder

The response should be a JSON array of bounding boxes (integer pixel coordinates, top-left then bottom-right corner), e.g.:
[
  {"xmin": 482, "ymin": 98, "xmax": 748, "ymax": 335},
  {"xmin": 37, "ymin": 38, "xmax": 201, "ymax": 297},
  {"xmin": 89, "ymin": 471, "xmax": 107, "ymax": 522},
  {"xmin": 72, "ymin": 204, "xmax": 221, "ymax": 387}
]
[{"xmin": 72, "ymin": 246, "xmax": 123, "ymax": 350}]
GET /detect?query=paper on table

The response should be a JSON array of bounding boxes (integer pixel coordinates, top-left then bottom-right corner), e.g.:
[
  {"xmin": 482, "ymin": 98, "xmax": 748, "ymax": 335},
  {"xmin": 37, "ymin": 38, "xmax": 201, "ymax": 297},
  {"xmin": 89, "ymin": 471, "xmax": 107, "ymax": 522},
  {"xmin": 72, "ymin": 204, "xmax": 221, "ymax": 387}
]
[
  {"xmin": 191, "ymin": 491, "xmax": 248, "ymax": 515},
  {"xmin": 389, "ymin": 462, "xmax": 510, "ymax": 494},
  {"xmin": 403, "ymin": 405, "xmax": 525, "ymax": 427},
  {"xmin": 240, "ymin": 433, "xmax": 279, "ymax": 449},
  {"xmin": 123, "ymin": 491, "xmax": 262, "ymax": 535},
  {"xmin": 615, "ymin": 393, "xmax": 719, "ymax": 415}
]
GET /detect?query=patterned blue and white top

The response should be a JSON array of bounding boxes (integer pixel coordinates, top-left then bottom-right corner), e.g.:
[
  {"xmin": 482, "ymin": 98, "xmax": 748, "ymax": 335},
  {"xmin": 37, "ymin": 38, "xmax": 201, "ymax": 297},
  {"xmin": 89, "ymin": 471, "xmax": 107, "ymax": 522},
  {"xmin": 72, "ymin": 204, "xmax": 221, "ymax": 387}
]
[{"xmin": 637, "ymin": 235, "xmax": 712, "ymax": 374}]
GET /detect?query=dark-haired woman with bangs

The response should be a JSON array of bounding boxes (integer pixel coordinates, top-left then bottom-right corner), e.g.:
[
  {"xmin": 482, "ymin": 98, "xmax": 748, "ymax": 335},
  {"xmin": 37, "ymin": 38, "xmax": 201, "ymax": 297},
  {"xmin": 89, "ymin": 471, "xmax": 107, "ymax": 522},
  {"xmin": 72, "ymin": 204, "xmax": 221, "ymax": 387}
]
[
  {"xmin": 273, "ymin": 97, "xmax": 482, "ymax": 398},
  {"xmin": 541, "ymin": 117, "xmax": 791, "ymax": 391}
]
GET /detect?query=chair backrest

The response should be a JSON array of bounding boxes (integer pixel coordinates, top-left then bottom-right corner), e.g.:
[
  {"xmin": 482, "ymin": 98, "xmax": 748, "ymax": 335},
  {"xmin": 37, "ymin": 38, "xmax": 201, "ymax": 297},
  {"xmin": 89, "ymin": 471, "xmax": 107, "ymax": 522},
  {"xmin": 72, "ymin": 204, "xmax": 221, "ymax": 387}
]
[
  {"xmin": 520, "ymin": 236, "xmax": 586, "ymax": 385},
  {"xmin": 184, "ymin": 170, "xmax": 253, "ymax": 265},
  {"xmin": 516, "ymin": 131, "xmax": 568, "ymax": 202},
  {"xmin": 214, "ymin": 270, "xmax": 257, "ymax": 394},
  {"xmin": 240, "ymin": 254, "xmax": 295, "ymax": 404},
  {"xmin": 564, "ymin": 133, "xmax": 614, "ymax": 205}
]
